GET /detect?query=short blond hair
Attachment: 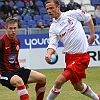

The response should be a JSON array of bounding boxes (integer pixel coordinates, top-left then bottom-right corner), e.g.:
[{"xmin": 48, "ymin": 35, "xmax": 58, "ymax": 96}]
[{"xmin": 6, "ymin": 17, "xmax": 18, "ymax": 27}]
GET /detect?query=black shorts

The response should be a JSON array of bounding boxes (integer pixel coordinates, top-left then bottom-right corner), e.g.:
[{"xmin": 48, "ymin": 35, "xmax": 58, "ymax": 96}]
[{"xmin": 0, "ymin": 67, "xmax": 31, "ymax": 91}]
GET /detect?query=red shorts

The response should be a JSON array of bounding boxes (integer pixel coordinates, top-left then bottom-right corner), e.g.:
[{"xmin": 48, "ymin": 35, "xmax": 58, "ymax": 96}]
[{"xmin": 62, "ymin": 53, "xmax": 90, "ymax": 84}]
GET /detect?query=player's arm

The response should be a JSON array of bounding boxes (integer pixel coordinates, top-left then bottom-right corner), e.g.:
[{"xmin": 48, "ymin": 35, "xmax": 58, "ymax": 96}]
[
  {"xmin": 87, "ymin": 18, "xmax": 95, "ymax": 44},
  {"xmin": 71, "ymin": 9, "xmax": 95, "ymax": 44},
  {"xmin": 45, "ymin": 30, "xmax": 58, "ymax": 62}
]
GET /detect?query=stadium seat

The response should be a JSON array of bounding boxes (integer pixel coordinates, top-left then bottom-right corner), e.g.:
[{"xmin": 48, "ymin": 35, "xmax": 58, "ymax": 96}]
[
  {"xmin": 33, "ymin": 15, "xmax": 42, "ymax": 21},
  {"xmin": 37, "ymin": 19, "xmax": 47, "ymax": 26},
  {"xmin": 95, "ymin": 18, "xmax": 100, "ymax": 25},
  {"xmin": 0, "ymin": 2, "xmax": 4, "ymax": 7},
  {"xmin": 81, "ymin": 0, "xmax": 91, "ymax": 6},
  {"xmin": 35, "ymin": 1, "xmax": 44, "ymax": 9},
  {"xmin": 0, "ymin": 21, "xmax": 6, "ymax": 27},
  {"xmin": 81, "ymin": 6, "xmax": 86, "ymax": 11},
  {"xmin": 86, "ymin": 5, "xmax": 95, "ymax": 12},
  {"xmin": 30, "ymin": 24, "xmax": 37, "ymax": 28},
  {"xmin": 39, "ymin": 7, "xmax": 47, "ymax": 16},
  {"xmin": 45, "ymin": 19, "xmax": 53, "ymax": 26},
  {"xmin": 25, "ymin": 2, "xmax": 29, "ymax": 6},
  {"xmin": 18, "ymin": 15, "xmax": 23, "ymax": 20},
  {"xmin": 62, "ymin": 0, "xmax": 70, "ymax": 5},
  {"xmin": 42, "ymin": 14, "xmax": 51, "ymax": 21},
  {"xmin": 74, "ymin": 0, "xmax": 82, "ymax": 5},
  {"xmin": 23, "ymin": 15, "xmax": 32, "ymax": 22},
  {"xmin": 91, "ymin": 0, "xmax": 100, "ymax": 5},
  {"xmin": 84, "ymin": 23, "xmax": 88, "ymax": 26},
  {"xmin": 23, "ymin": 25, "xmax": 29, "ymax": 29},
  {"xmin": 9, "ymin": 1, "xmax": 14, "ymax": 7},
  {"xmin": 16, "ymin": 1, "xmax": 25, "ymax": 8},
  {"xmin": 27, "ymin": 20, "xmax": 37, "ymax": 27},
  {"xmin": 20, "ymin": 20, "xmax": 27, "ymax": 26}
]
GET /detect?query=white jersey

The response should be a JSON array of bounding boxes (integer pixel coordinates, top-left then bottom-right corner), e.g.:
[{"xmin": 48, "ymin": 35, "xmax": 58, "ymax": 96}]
[{"xmin": 47, "ymin": 9, "xmax": 91, "ymax": 54}]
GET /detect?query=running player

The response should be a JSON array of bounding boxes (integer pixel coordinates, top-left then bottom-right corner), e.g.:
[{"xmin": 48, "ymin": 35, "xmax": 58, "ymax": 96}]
[{"xmin": 45, "ymin": 0, "xmax": 100, "ymax": 100}]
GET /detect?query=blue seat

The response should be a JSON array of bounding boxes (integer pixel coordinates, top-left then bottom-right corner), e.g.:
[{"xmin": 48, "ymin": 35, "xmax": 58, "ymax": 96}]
[
  {"xmin": 45, "ymin": 19, "xmax": 53, "ymax": 26},
  {"xmin": 42, "ymin": 14, "xmax": 51, "ymax": 21},
  {"xmin": 23, "ymin": 15, "xmax": 32, "ymax": 22},
  {"xmin": 37, "ymin": 19, "xmax": 47, "ymax": 26},
  {"xmin": 95, "ymin": 18, "xmax": 100, "ymax": 25},
  {"xmin": 18, "ymin": 15, "xmax": 23, "ymax": 20},
  {"xmin": 29, "ymin": 24, "xmax": 37, "ymax": 28},
  {"xmin": 33, "ymin": 15, "xmax": 42, "ymax": 21},
  {"xmin": 23, "ymin": 25, "xmax": 29, "ymax": 29},
  {"xmin": 25, "ymin": 2, "xmax": 29, "ymax": 6},
  {"xmin": 9, "ymin": 1, "xmax": 14, "ymax": 7},
  {"xmin": 39, "ymin": 7, "xmax": 47, "ymax": 16},
  {"xmin": 84, "ymin": 23, "xmax": 88, "ymax": 26},
  {"xmin": 16, "ymin": 1, "xmax": 25, "ymax": 8},
  {"xmin": 0, "ymin": 2, "xmax": 4, "ymax": 7},
  {"xmin": 20, "ymin": 20, "xmax": 27, "ymax": 25},
  {"xmin": 27, "ymin": 20, "xmax": 37, "ymax": 27},
  {"xmin": 35, "ymin": 1, "xmax": 44, "ymax": 8},
  {"xmin": 91, "ymin": 0, "xmax": 100, "ymax": 5},
  {"xmin": 0, "ymin": 21, "xmax": 6, "ymax": 27}
]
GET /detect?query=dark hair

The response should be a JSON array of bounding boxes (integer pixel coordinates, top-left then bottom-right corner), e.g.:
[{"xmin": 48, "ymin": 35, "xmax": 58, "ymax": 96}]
[
  {"xmin": 5, "ymin": 0, "xmax": 9, "ymax": 3},
  {"xmin": 46, "ymin": 0, "xmax": 60, "ymax": 6}
]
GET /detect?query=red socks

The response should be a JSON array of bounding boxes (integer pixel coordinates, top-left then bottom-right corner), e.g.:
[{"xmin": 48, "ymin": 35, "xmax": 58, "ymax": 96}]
[
  {"xmin": 35, "ymin": 83, "xmax": 46, "ymax": 100},
  {"xmin": 17, "ymin": 83, "xmax": 46, "ymax": 100},
  {"xmin": 17, "ymin": 85, "xmax": 30, "ymax": 100}
]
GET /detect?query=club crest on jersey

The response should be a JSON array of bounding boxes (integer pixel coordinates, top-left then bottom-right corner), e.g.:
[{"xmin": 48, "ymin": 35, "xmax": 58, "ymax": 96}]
[
  {"xmin": 68, "ymin": 18, "xmax": 73, "ymax": 25},
  {"xmin": 16, "ymin": 45, "xmax": 19, "ymax": 51}
]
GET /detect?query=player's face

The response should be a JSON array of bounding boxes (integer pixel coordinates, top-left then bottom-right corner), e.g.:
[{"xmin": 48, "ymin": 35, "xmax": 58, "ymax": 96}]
[
  {"xmin": 46, "ymin": 1, "xmax": 60, "ymax": 19},
  {"xmin": 6, "ymin": 23, "xmax": 18, "ymax": 40}
]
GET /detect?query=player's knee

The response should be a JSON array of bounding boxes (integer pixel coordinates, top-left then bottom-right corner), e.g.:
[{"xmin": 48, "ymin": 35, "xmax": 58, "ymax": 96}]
[
  {"xmin": 74, "ymin": 84, "xmax": 83, "ymax": 91},
  {"xmin": 41, "ymin": 75, "xmax": 46, "ymax": 83},
  {"xmin": 55, "ymin": 79, "xmax": 63, "ymax": 87},
  {"xmin": 38, "ymin": 74, "xmax": 46, "ymax": 84},
  {"xmin": 10, "ymin": 75, "xmax": 24, "ymax": 87}
]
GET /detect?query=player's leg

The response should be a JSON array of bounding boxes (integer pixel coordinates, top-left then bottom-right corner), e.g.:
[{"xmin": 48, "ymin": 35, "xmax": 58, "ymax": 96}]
[
  {"xmin": 46, "ymin": 69, "xmax": 73, "ymax": 100},
  {"xmin": 28, "ymin": 70, "xmax": 46, "ymax": 100},
  {"xmin": 0, "ymin": 71, "xmax": 30, "ymax": 100},
  {"xmin": 72, "ymin": 81, "xmax": 99, "ymax": 100},
  {"xmin": 10, "ymin": 75, "xmax": 30, "ymax": 100}
]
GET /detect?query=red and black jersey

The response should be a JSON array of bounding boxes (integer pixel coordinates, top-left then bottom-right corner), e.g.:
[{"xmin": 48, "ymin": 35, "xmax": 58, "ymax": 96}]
[{"xmin": 0, "ymin": 34, "xmax": 20, "ymax": 74}]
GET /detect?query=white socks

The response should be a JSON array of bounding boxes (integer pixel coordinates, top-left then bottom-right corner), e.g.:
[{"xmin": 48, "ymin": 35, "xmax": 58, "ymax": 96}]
[
  {"xmin": 46, "ymin": 86, "xmax": 61, "ymax": 100},
  {"xmin": 46, "ymin": 83, "xmax": 99, "ymax": 100},
  {"xmin": 81, "ymin": 83, "xmax": 99, "ymax": 100}
]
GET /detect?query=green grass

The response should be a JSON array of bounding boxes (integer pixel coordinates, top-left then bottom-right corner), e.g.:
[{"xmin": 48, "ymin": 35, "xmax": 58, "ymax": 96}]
[{"xmin": 0, "ymin": 67, "xmax": 100, "ymax": 100}]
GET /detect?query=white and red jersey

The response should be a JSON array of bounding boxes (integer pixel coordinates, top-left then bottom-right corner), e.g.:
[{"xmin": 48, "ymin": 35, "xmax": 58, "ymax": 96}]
[{"xmin": 47, "ymin": 9, "xmax": 91, "ymax": 54}]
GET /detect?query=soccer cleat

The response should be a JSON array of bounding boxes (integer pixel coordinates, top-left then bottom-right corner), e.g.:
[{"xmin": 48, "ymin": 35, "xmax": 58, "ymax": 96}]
[{"xmin": 98, "ymin": 94, "xmax": 100, "ymax": 100}]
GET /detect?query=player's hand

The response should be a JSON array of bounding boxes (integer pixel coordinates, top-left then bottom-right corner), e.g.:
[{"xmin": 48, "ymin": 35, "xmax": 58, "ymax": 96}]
[
  {"xmin": 88, "ymin": 35, "xmax": 95, "ymax": 44},
  {"xmin": 45, "ymin": 54, "xmax": 51, "ymax": 62}
]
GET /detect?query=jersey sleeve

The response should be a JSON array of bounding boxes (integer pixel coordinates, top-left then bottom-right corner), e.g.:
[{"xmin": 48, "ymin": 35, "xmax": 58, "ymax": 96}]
[
  {"xmin": 47, "ymin": 25, "xmax": 59, "ymax": 51},
  {"xmin": 68, "ymin": 9, "xmax": 91, "ymax": 23}
]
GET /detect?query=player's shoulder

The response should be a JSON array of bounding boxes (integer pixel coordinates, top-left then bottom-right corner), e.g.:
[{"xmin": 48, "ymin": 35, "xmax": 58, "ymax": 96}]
[
  {"xmin": 66, "ymin": 9, "xmax": 81, "ymax": 14},
  {"xmin": 0, "ymin": 34, "xmax": 6, "ymax": 42},
  {"xmin": 15, "ymin": 37, "xmax": 20, "ymax": 43}
]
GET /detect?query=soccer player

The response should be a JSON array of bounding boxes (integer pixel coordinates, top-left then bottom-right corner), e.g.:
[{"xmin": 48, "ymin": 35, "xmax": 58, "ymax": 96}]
[
  {"xmin": 45, "ymin": 0, "xmax": 100, "ymax": 100},
  {"xmin": 0, "ymin": 17, "xmax": 46, "ymax": 100}
]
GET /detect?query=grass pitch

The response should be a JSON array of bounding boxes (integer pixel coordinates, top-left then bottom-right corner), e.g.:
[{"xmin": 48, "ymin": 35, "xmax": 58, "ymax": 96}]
[{"xmin": 0, "ymin": 67, "xmax": 100, "ymax": 100}]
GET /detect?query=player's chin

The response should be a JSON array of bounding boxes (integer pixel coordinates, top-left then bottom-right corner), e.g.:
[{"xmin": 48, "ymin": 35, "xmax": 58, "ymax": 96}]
[{"xmin": 49, "ymin": 15, "xmax": 54, "ymax": 18}]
